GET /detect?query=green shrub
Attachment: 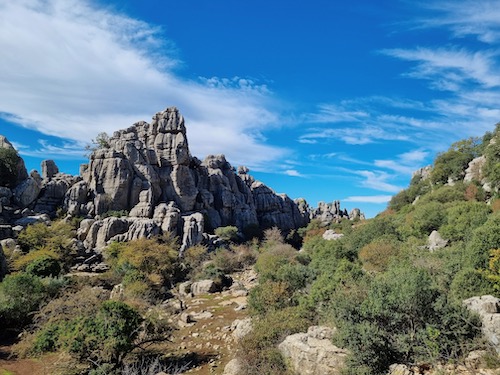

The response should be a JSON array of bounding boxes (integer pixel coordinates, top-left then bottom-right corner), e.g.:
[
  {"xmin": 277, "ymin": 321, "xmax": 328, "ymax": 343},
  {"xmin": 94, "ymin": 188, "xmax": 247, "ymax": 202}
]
[
  {"xmin": 0, "ymin": 147, "xmax": 21, "ymax": 187},
  {"xmin": 465, "ymin": 213, "xmax": 500, "ymax": 269},
  {"xmin": 358, "ymin": 236, "xmax": 400, "ymax": 273},
  {"xmin": 25, "ymin": 255, "xmax": 61, "ymax": 277},
  {"xmin": 214, "ymin": 225, "xmax": 239, "ymax": 242},
  {"xmin": 0, "ymin": 273, "xmax": 48, "ymax": 328},
  {"xmin": 440, "ymin": 201, "xmax": 491, "ymax": 242},
  {"xmin": 449, "ymin": 268, "xmax": 495, "ymax": 301}
]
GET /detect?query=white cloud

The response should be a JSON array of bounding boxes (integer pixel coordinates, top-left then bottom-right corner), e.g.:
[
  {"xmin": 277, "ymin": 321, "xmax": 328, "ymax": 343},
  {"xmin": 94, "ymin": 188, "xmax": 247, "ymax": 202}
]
[
  {"xmin": 350, "ymin": 170, "xmax": 403, "ymax": 193},
  {"xmin": 284, "ymin": 169, "xmax": 303, "ymax": 177},
  {"xmin": 300, "ymin": 125, "xmax": 409, "ymax": 145},
  {"xmin": 343, "ymin": 195, "xmax": 393, "ymax": 204},
  {"xmin": 417, "ymin": 1, "xmax": 500, "ymax": 43},
  {"xmin": 382, "ymin": 47, "xmax": 500, "ymax": 89},
  {"xmin": 374, "ymin": 149, "xmax": 430, "ymax": 175},
  {"xmin": 0, "ymin": 0, "xmax": 287, "ymax": 171}
]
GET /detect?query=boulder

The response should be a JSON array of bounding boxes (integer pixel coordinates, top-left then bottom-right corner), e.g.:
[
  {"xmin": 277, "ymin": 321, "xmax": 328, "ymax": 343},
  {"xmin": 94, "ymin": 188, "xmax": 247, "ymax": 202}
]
[
  {"xmin": 190, "ymin": 279, "xmax": 219, "ymax": 296},
  {"xmin": 278, "ymin": 326, "xmax": 348, "ymax": 375},
  {"xmin": 463, "ymin": 295, "xmax": 500, "ymax": 352},
  {"xmin": 323, "ymin": 229, "xmax": 344, "ymax": 241},
  {"xmin": 464, "ymin": 156, "xmax": 486, "ymax": 183},
  {"xmin": 180, "ymin": 212, "xmax": 204, "ymax": 255},
  {"xmin": 428, "ymin": 230, "xmax": 448, "ymax": 251},
  {"xmin": 13, "ymin": 177, "xmax": 41, "ymax": 207},
  {"xmin": 0, "ymin": 135, "xmax": 28, "ymax": 185},
  {"xmin": 222, "ymin": 358, "xmax": 243, "ymax": 375},
  {"xmin": 230, "ymin": 318, "xmax": 253, "ymax": 341},
  {"xmin": 41, "ymin": 159, "xmax": 59, "ymax": 181}
]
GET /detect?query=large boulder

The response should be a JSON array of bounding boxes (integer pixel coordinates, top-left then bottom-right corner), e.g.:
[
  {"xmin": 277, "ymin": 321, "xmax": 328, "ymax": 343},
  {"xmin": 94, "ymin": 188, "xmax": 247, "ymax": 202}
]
[
  {"xmin": 13, "ymin": 177, "xmax": 41, "ymax": 207},
  {"xmin": 464, "ymin": 295, "xmax": 500, "ymax": 352},
  {"xmin": 278, "ymin": 326, "xmax": 348, "ymax": 375}
]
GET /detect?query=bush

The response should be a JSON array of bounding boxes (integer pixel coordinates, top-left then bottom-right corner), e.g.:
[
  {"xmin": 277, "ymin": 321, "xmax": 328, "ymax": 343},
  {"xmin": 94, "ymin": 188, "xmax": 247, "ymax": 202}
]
[
  {"xmin": 0, "ymin": 273, "xmax": 49, "ymax": 328},
  {"xmin": 331, "ymin": 263, "xmax": 480, "ymax": 374},
  {"xmin": 25, "ymin": 255, "xmax": 61, "ymax": 277},
  {"xmin": 358, "ymin": 236, "xmax": 400, "ymax": 273},
  {"xmin": 214, "ymin": 225, "xmax": 239, "ymax": 242},
  {"xmin": 32, "ymin": 300, "xmax": 142, "ymax": 366},
  {"xmin": 440, "ymin": 201, "xmax": 491, "ymax": 242},
  {"xmin": 465, "ymin": 213, "xmax": 500, "ymax": 269},
  {"xmin": 449, "ymin": 268, "xmax": 495, "ymax": 301}
]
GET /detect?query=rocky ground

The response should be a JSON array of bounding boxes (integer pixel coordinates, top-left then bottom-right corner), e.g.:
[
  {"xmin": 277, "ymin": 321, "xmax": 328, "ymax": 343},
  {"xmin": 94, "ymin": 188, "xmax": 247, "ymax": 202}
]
[{"xmin": 0, "ymin": 269, "xmax": 257, "ymax": 375}]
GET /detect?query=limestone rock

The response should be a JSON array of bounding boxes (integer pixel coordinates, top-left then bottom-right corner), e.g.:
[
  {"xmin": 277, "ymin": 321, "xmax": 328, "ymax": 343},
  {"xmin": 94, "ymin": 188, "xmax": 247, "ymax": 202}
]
[
  {"xmin": 412, "ymin": 165, "xmax": 432, "ymax": 181},
  {"xmin": 180, "ymin": 212, "xmax": 204, "ymax": 255},
  {"xmin": 278, "ymin": 326, "xmax": 348, "ymax": 375},
  {"xmin": 222, "ymin": 358, "xmax": 243, "ymax": 375},
  {"xmin": 65, "ymin": 181, "xmax": 89, "ymax": 216},
  {"xmin": 153, "ymin": 202, "xmax": 180, "ymax": 233},
  {"xmin": 428, "ymin": 230, "xmax": 448, "ymax": 252},
  {"xmin": 311, "ymin": 200, "xmax": 350, "ymax": 226},
  {"xmin": 13, "ymin": 177, "xmax": 41, "ymax": 207},
  {"xmin": 230, "ymin": 318, "xmax": 252, "ymax": 341},
  {"xmin": 388, "ymin": 364, "xmax": 412, "ymax": 375},
  {"xmin": 77, "ymin": 219, "xmax": 95, "ymax": 241},
  {"xmin": 323, "ymin": 229, "xmax": 344, "ymax": 241},
  {"xmin": 35, "ymin": 173, "xmax": 81, "ymax": 215},
  {"xmin": 190, "ymin": 279, "xmax": 219, "ymax": 296},
  {"xmin": 129, "ymin": 189, "xmax": 154, "ymax": 218},
  {"xmin": 41, "ymin": 160, "xmax": 59, "ymax": 181},
  {"xmin": 464, "ymin": 295, "xmax": 500, "ymax": 352},
  {"xmin": 111, "ymin": 219, "xmax": 161, "ymax": 243},
  {"xmin": 84, "ymin": 217, "xmax": 130, "ymax": 250}
]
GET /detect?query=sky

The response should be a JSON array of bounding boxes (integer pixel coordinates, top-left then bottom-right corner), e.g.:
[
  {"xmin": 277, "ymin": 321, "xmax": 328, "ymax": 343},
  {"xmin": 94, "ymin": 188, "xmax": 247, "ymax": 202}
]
[{"xmin": 1, "ymin": 0, "xmax": 499, "ymax": 218}]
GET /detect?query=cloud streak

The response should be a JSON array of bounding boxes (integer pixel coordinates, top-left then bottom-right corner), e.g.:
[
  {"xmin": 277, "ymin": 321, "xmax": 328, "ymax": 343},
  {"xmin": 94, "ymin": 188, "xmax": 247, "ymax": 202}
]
[{"xmin": 0, "ymin": 0, "xmax": 287, "ymax": 170}]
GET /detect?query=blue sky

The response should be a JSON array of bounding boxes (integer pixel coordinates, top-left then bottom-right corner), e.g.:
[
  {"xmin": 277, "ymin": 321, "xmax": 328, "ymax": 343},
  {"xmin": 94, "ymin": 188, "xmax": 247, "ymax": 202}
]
[{"xmin": 1, "ymin": 0, "xmax": 499, "ymax": 218}]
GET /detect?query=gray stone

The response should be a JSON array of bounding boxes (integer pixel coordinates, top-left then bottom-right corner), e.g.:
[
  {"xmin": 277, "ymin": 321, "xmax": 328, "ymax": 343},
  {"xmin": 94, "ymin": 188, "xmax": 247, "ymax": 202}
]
[
  {"xmin": 0, "ymin": 226, "xmax": 13, "ymax": 240},
  {"xmin": 190, "ymin": 279, "xmax": 219, "ymax": 295},
  {"xmin": 278, "ymin": 325, "xmax": 349, "ymax": 375},
  {"xmin": 222, "ymin": 358, "xmax": 243, "ymax": 375},
  {"xmin": 231, "ymin": 318, "xmax": 252, "ymax": 341},
  {"xmin": 428, "ymin": 230, "xmax": 448, "ymax": 251},
  {"xmin": 13, "ymin": 177, "xmax": 41, "ymax": 207},
  {"xmin": 180, "ymin": 212, "xmax": 204, "ymax": 255},
  {"xmin": 14, "ymin": 214, "xmax": 51, "ymax": 227},
  {"xmin": 323, "ymin": 229, "xmax": 344, "ymax": 241},
  {"xmin": 41, "ymin": 160, "xmax": 59, "ymax": 180},
  {"xmin": 464, "ymin": 295, "xmax": 500, "ymax": 352}
]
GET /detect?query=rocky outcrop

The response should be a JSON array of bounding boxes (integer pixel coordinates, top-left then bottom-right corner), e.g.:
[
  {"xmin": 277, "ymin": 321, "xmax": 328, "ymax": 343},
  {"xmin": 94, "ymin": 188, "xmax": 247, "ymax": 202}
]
[
  {"xmin": 278, "ymin": 326, "xmax": 348, "ymax": 375},
  {"xmin": 323, "ymin": 229, "xmax": 344, "ymax": 241},
  {"xmin": 68, "ymin": 107, "xmax": 310, "ymax": 251},
  {"xmin": 463, "ymin": 295, "xmax": 500, "ymax": 353},
  {"xmin": 310, "ymin": 200, "xmax": 350, "ymax": 225},
  {"xmin": 0, "ymin": 107, "xmax": 313, "ymax": 252}
]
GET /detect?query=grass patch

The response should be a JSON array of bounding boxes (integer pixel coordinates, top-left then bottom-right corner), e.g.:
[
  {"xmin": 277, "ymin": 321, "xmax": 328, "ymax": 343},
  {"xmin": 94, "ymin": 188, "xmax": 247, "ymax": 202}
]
[{"xmin": 1, "ymin": 369, "xmax": 15, "ymax": 375}]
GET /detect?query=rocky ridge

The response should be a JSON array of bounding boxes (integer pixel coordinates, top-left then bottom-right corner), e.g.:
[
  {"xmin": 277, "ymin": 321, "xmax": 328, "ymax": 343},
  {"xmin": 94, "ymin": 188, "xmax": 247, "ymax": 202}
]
[{"xmin": 0, "ymin": 107, "xmax": 361, "ymax": 263}]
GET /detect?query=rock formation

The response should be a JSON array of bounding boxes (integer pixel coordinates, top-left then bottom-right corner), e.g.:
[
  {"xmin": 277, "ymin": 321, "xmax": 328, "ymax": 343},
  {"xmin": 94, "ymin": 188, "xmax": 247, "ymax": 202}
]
[{"xmin": 0, "ymin": 107, "xmax": 315, "ymax": 255}]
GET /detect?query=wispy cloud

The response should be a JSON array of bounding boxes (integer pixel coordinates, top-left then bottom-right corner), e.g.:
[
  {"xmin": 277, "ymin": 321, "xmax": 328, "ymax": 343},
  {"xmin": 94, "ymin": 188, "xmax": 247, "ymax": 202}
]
[
  {"xmin": 344, "ymin": 195, "xmax": 393, "ymax": 204},
  {"xmin": 0, "ymin": 0, "xmax": 287, "ymax": 170},
  {"xmin": 382, "ymin": 47, "xmax": 500, "ymax": 89},
  {"xmin": 299, "ymin": 125, "xmax": 409, "ymax": 145},
  {"xmin": 417, "ymin": 1, "xmax": 500, "ymax": 43},
  {"xmin": 353, "ymin": 170, "xmax": 403, "ymax": 193},
  {"xmin": 375, "ymin": 149, "xmax": 430, "ymax": 175}
]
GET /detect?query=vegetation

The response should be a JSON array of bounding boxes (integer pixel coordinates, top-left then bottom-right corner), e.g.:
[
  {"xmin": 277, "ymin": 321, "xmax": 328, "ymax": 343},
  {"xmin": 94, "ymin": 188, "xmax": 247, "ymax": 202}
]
[
  {"xmin": 2, "ymin": 124, "xmax": 500, "ymax": 374},
  {"xmin": 0, "ymin": 147, "xmax": 21, "ymax": 187}
]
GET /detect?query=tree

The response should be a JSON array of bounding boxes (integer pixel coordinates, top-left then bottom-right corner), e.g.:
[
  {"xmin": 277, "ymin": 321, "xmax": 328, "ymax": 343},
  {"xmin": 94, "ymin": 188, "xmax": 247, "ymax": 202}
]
[
  {"xmin": 85, "ymin": 132, "xmax": 111, "ymax": 156},
  {"xmin": 0, "ymin": 147, "xmax": 21, "ymax": 187}
]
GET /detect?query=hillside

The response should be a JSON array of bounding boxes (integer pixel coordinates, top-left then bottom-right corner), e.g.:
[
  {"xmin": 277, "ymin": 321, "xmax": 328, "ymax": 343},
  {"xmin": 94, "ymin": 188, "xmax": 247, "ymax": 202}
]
[{"xmin": 1, "ymin": 118, "xmax": 500, "ymax": 375}]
